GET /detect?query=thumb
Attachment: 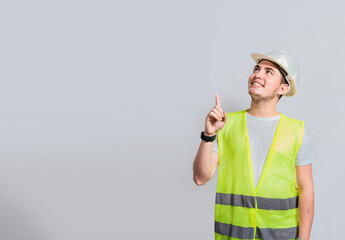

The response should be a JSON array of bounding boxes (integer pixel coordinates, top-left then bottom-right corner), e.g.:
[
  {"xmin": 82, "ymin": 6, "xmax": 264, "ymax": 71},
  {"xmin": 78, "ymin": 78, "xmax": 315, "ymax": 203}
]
[{"xmin": 222, "ymin": 111, "xmax": 227, "ymax": 121}]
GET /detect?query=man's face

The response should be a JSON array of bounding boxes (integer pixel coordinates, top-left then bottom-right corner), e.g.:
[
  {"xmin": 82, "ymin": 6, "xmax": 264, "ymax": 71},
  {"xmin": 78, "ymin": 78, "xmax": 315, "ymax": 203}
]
[{"xmin": 248, "ymin": 60, "xmax": 288, "ymax": 103}]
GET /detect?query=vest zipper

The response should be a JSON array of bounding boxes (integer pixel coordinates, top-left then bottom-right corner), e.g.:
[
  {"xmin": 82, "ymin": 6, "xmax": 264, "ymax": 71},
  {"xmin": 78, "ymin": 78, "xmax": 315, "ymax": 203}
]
[{"xmin": 253, "ymin": 195, "xmax": 257, "ymax": 239}]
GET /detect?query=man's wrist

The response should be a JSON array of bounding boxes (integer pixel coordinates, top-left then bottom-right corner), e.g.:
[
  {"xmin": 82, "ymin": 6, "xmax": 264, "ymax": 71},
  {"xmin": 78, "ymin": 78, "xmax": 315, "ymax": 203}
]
[
  {"xmin": 201, "ymin": 131, "xmax": 216, "ymax": 142},
  {"xmin": 204, "ymin": 130, "xmax": 216, "ymax": 137},
  {"xmin": 297, "ymin": 237, "xmax": 306, "ymax": 240}
]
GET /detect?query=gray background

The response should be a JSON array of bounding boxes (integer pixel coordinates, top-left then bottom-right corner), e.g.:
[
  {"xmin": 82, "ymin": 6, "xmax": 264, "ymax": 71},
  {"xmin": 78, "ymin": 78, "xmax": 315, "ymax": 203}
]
[{"xmin": 0, "ymin": 0, "xmax": 343, "ymax": 239}]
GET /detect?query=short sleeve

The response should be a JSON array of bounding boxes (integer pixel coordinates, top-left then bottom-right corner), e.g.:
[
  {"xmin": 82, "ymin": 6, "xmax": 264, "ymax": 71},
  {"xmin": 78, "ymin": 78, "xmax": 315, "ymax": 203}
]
[
  {"xmin": 213, "ymin": 133, "xmax": 219, "ymax": 153},
  {"xmin": 295, "ymin": 127, "xmax": 315, "ymax": 166}
]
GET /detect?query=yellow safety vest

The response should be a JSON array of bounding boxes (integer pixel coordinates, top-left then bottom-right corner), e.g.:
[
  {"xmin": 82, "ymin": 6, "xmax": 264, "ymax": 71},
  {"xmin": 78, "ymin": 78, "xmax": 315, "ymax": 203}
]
[{"xmin": 215, "ymin": 109, "xmax": 304, "ymax": 240}]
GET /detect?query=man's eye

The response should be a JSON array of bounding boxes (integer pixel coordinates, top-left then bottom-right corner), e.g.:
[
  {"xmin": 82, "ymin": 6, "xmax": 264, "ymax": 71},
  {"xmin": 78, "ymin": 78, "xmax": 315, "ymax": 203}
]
[{"xmin": 267, "ymin": 70, "xmax": 272, "ymax": 75}]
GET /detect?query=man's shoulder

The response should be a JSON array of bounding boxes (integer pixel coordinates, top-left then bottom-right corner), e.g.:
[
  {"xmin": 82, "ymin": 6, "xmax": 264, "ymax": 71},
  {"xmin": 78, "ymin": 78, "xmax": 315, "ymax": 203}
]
[
  {"xmin": 226, "ymin": 109, "xmax": 245, "ymax": 118},
  {"xmin": 281, "ymin": 113, "xmax": 304, "ymax": 124},
  {"xmin": 218, "ymin": 110, "xmax": 245, "ymax": 135},
  {"xmin": 281, "ymin": 113, "xmax": 305, "ymax": 132}
]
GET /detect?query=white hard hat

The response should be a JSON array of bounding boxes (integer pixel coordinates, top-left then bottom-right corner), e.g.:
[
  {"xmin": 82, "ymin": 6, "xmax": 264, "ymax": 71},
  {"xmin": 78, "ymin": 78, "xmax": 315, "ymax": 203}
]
[{"xmin": 250, "ymin": 50, "xmax": 300, "ymax": 97}]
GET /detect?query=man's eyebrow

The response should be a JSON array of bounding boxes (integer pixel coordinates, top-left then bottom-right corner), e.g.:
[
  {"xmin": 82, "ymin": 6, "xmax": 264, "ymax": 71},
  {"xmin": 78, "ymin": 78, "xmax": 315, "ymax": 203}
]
[
  {"xmin": 264, "ymin": 67, "xmax": 276, "ymax": 73},
  {"xmin": 254, "ymin": 65, "xmax": 276, "ymax": 73}
]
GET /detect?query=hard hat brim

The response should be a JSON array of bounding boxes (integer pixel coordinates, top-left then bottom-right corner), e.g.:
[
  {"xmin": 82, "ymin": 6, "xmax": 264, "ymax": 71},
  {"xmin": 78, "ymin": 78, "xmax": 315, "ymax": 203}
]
[{"xmin": 251, "ymin": 52, "xmax": 296, "ymax": 97}]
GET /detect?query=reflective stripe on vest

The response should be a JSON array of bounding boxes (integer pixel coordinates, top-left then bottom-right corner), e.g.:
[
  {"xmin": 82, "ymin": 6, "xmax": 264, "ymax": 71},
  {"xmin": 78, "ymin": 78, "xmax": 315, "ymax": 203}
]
[
  {"xmin": 215, "ymin": 221, "xmax": 299, "ymax": 239},
  {"xmin": 216, "ymin": 193, "xmax": 298, "ymax": 210},
  {"xmin": 215, "ymin": 110, "xmax": 304, "ymax": 240}
]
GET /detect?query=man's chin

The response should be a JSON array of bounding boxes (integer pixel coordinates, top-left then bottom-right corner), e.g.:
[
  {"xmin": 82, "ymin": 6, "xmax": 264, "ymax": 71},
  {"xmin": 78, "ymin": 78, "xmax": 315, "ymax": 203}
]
[
  {"xmin": 248, "ymin": 91, "xmax": 266, "ymax": 102},
  {"xmin": 248, "ymin": 91, "xmax": 261, "ymax": 97},
  {"xmin": 249, "ymin": 91, "xmax": 279, "ymax": 103}
]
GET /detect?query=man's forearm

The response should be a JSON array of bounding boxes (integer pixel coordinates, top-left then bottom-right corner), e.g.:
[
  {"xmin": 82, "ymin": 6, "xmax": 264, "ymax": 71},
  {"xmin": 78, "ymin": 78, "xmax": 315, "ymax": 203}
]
[
  {"xmin": 298, "ymin": 188, "xmax": 314, "ymax": 239},
  {"xmin": 193, "ymin": 140, "xmax": 215, "ymax": 185}
]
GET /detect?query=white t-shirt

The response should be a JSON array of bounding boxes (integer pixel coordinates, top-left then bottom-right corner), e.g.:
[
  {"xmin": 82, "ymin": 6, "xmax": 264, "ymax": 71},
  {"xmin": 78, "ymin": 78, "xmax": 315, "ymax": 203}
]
[{"xmin": 212, "ymin": 111, "xmax": 315, "ymax": 188}]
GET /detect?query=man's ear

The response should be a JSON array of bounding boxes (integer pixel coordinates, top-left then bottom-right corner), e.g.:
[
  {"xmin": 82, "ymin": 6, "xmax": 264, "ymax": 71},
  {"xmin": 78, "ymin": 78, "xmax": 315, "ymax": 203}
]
[{"xmin": 278, "ymin": 83, "xmax": 289, "ymax": 95}]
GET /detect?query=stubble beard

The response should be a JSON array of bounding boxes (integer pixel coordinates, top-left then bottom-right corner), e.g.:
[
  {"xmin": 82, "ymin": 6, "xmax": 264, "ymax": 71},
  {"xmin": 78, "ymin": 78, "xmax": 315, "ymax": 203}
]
[{"xmin": 249, "ymin": 87, "xmax": 279, "ymax": 104}]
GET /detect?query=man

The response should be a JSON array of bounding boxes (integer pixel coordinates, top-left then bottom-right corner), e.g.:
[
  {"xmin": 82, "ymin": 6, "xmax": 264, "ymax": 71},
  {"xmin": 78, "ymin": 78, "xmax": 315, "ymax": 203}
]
[{"xmin": 193, "ymin": 50, "xmax": 314, "ymax": 240}]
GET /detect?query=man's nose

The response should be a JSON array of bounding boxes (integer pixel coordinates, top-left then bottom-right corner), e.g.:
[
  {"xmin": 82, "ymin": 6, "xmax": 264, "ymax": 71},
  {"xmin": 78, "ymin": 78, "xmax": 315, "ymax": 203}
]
[{"xmin": 254, "ymin": 69, "xmax": 264, "ymax": 78}]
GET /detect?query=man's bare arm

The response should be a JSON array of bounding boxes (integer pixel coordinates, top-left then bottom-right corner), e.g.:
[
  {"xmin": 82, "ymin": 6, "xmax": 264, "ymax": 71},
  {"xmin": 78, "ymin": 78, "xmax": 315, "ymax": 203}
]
[
  {"xmin": 296, "ymin": 164, "xmax": 314, "ymax": 240},
  {"xmin": 193, "ymin": 92, "xmax": 226, "ymax": 186},
  {"xmin": 193, "ymin": 142, "xmax": 219, "ymax": 186}
]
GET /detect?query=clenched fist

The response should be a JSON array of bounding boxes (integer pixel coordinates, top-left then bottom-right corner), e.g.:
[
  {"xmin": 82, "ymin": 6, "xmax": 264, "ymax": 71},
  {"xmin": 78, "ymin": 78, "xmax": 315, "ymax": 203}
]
[{"xmin": 204, "ymin": 92, "xmax": 227, "ymax": 136}]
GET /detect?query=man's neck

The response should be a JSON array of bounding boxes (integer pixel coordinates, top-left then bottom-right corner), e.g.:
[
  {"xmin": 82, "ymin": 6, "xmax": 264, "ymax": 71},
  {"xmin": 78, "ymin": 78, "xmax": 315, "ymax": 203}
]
[{"xmin": 247, "ymin": 103, "xmax": 279, "ymax": 118}]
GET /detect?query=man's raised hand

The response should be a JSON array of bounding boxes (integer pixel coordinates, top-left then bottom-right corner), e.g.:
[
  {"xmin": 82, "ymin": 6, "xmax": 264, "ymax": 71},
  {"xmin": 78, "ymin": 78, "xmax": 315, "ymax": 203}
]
[{"xmin": 204, "ymin": 92, "xmax": 227, "ymax": 136}]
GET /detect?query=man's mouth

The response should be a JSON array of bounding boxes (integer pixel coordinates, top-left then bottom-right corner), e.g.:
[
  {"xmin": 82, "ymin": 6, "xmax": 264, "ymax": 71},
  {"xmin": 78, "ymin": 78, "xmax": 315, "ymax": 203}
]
[
  {"xmin": 252, "ymin": 82, "xmax": 264, "ymax": 87},
  {"xmin": 252, "ymin": 81, "xmax": 264, "ymax": 87}
]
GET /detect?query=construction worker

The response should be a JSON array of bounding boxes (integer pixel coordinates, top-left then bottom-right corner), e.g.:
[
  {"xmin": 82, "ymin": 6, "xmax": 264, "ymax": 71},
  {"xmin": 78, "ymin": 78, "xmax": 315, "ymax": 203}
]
[{"xmin": 193, "ymin": 50, "xmax": 314, "ymax": 240}]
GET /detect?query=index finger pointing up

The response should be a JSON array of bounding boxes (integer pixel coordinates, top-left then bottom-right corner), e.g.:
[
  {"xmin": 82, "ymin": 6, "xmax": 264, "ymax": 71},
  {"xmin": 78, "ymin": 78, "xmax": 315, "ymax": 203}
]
[{"xmin": 215, "ymin": 92, "xmax": 221, "ymax": 107}]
